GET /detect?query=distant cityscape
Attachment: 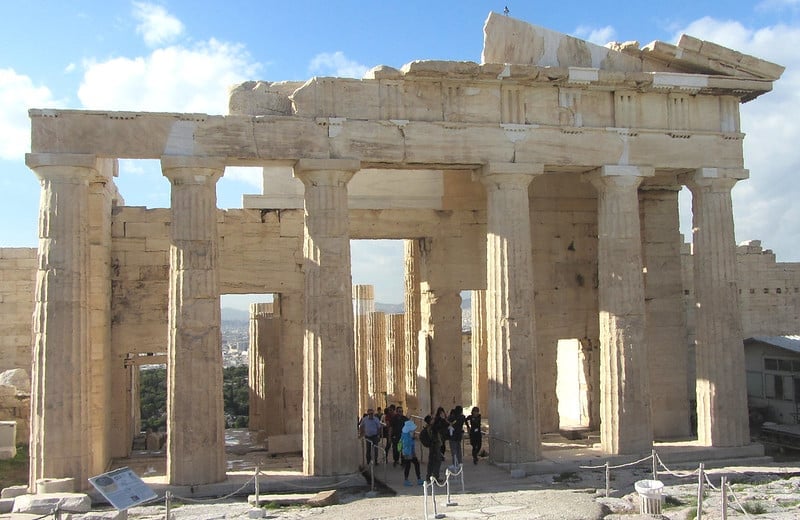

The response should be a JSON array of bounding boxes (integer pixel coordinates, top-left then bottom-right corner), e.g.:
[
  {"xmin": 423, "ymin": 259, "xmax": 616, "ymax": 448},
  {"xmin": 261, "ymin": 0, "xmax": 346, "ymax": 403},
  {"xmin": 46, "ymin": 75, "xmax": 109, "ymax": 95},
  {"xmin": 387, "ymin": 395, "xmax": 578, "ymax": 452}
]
[{"xmin": 221, "ymin": 298, "xmax": 472, "ymax": 367}]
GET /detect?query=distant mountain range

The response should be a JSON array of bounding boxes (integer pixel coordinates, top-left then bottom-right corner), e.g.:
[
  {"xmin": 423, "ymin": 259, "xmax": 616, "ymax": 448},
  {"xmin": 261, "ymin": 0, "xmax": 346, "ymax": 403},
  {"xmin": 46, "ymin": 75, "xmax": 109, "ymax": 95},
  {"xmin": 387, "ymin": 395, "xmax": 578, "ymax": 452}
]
[{"xmin": 222, "ymin": 296, "xmax": 470, "ymax": 322}]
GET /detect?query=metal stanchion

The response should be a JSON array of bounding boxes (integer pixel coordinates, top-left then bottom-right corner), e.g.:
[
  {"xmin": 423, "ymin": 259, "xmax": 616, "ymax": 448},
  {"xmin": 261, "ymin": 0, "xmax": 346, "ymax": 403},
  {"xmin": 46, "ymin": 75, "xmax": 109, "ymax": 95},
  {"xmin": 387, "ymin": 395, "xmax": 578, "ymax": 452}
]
[
  {"xmin": 605, "ymin": 461, "xmax": 611, "ymax": 497},
  {"xmin": 165, "ymin": 490, "xmax": 172, "ymax": 520}
]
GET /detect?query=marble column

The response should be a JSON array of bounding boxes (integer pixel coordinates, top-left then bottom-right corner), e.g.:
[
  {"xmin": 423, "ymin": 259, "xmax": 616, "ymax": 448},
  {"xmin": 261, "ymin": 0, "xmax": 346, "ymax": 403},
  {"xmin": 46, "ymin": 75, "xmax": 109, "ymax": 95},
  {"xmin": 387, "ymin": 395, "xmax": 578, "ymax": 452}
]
[
  {"xmin": 248, "ymin": 302, "xmax": 275, "ymax": 434},
  {"xmin": 367, "ymin": 311, "xmax": 387, "ymax": 406},
  {"xmin": 403, "ymin": 240, "xmax": 422, "ymax": 415},
  {"xmin": 590, "ymin": 165, "xmax": 653, "ymax": 455},
  {"xmin": 353, "ymin": 284, "xmax": 375, "ymax": 414},
  {"xmin": 386, "ymin": 313, "xmax": 406, "ymax": 406},
  {"xmin": 471, "ymin": 290, "xmax": 488, "ymax": 416},
  {"xmin": 294, "ymin": 158, "xmax": 360, "ymax": 476},
  {"xmin": 87, "ymin": 158, "xmax": 118, "ymax": 478},
  {"xmin": 162, "ymin": 156, "xmax": 226, "ymax": 485},
  {"xmin": 277, "ymin": 292, "xmax": 304, "ymax": 436},
  {"xmin": 419, "ymin": 286, "xmax": 462, "ymax": 410},
  {"xmin": 481, "ymin": 162, "xmax": 542, "ymax": 463},
  {"xmin": 685, "ymin": 168, "xmax": 750, "ymax": 447},
  {"xmin": 26, "ymin": 153, "xmax": 97, "ymax": 491},
  {"xmin": 640, "ymin": 185, "xmax": 691, "ymax": 439}
]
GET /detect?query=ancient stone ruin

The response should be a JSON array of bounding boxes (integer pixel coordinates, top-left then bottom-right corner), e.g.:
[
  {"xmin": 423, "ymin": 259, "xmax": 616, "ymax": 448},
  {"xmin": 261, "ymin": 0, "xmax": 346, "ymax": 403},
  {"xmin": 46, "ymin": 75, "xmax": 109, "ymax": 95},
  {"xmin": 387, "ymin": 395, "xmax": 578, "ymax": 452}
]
[{"xmin": 0, "ymin": 13, "xmax": 794, "ymax": 490}]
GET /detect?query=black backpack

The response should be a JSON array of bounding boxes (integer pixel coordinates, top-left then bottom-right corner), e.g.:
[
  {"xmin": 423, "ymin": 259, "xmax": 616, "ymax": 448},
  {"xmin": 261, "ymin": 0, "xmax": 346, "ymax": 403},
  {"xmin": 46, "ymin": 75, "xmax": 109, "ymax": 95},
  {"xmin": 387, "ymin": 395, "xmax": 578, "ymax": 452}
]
[{"xmin": 419, "ymin": 427, "xmax": 432, "ymax": 448}]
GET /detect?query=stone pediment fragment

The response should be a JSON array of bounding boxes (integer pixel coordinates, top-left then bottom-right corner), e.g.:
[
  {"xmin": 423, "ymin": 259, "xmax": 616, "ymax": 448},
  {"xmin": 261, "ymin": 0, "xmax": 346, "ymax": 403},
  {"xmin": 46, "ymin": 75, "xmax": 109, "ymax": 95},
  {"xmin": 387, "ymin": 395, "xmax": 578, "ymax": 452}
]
[
  {"xmin": 483, "ymin": 11, "xmax": 784, "ymax": 82},
  {"xmin": 482, "ymin": 12, "xmax": 643, "ymax": 72},
  {"xmin": 641, "ymin": 34, "xmax": 784, "ymax": 81}
]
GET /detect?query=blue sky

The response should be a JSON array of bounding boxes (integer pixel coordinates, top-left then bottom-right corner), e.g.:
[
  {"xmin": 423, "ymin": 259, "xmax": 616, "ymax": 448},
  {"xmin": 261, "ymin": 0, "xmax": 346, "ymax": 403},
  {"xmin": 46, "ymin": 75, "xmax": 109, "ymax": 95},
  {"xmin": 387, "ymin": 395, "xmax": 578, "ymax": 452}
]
[{"xmin": 2, "ymin": 1, "xmax": 799, "ymax": 308}]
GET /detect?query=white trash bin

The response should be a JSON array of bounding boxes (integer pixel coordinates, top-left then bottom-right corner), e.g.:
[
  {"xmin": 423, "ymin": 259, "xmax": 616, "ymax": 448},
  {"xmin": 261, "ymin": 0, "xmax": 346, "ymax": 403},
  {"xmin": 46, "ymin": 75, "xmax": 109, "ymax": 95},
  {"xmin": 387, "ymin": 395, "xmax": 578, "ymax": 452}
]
[{"xmin": 634, "ymin": 479, "xmax": 664, "ymax": 516}]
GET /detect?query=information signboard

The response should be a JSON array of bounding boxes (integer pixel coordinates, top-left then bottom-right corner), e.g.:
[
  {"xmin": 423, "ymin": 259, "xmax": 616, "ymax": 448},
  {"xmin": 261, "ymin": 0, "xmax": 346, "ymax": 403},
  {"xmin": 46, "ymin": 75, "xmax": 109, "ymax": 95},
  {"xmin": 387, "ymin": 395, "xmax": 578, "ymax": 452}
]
[{"xmin": 89, "ymin": 467, "xmax": 158, "ymax": 511}]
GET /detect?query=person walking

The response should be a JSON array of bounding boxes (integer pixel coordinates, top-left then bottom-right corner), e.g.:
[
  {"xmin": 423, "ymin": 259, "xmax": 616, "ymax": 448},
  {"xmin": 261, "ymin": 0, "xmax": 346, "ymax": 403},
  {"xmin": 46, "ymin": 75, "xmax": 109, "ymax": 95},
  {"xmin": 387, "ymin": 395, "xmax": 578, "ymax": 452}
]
[
  {"xmin": 448, "ymin": 405, "xmax": 466, "ymax": 467},
  {"xmin": 390, "ymin": 405, "xmax": 407, "ymax": 467},
  {"xmin": 423, "ymin": 414, "xmax": 443, "ymax": 482},
  {"xmin": 358, "ymin": 408, "xmax": 382, "ymax": 465},
  {"xmin": 466, "ymin": 406, "xmax": 482, "ymax": 464},
  {"xmin": 400, "ymin": 418, "xmax": 424, "ymax": 485}
]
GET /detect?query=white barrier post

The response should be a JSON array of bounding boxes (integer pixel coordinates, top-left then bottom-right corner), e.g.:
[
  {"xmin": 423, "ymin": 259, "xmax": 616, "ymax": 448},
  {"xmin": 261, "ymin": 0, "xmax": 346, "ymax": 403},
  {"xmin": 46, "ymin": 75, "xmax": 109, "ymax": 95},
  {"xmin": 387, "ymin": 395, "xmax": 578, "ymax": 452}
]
[
  {"xmin": 652, "ymin": 449, "xmax": 658, "ymax": 481},
  {"xmin": 430, "ymin": 477, "xmax": 445, "ymax": 518},
  {"xmin": 721, "ymin": 476, "xmax": 728, "ymax": 520},
  {"xmin": 605, "ymin": 461, "xmax": 610, "ymax": 497},
  {"xmin": 696, "ymin": 463, "xmax": 705, "ymax": 520},
  {"xmin": 423, "ymin": 480, "xmax": 429, "ymax": 519}
]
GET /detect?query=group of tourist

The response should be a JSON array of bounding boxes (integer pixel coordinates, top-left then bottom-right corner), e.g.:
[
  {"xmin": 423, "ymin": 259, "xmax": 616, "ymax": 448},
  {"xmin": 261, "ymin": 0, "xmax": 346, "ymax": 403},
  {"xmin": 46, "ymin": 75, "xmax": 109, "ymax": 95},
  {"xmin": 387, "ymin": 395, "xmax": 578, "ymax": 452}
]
[{"xmin": 358, "ymin": 404, "xmax": 483, "ymax": 486}]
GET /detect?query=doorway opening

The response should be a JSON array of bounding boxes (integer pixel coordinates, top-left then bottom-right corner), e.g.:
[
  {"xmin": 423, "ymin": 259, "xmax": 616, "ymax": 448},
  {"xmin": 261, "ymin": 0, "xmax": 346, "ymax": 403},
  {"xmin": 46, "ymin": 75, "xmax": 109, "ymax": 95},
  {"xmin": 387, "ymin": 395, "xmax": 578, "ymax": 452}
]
[{"xmin": 556, "ymin": 338, "xmax": 591, "ymax": 430}]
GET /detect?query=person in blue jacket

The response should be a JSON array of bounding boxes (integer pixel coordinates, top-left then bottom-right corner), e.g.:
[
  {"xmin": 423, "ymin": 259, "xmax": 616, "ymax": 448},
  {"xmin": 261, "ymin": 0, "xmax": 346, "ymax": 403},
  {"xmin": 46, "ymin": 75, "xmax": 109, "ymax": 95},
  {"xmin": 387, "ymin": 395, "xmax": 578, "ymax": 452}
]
[{"xmin": 400, "ymin": 419, "xmax": 423, "ymax": 486}]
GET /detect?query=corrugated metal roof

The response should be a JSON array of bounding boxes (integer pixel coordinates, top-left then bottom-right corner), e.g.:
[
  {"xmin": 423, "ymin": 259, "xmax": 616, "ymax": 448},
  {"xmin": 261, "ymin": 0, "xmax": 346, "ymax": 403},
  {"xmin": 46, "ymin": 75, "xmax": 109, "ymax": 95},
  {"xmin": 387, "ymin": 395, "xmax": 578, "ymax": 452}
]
[{"xmin": 747, "ymin": 335, "xmax": 800, "ymax": 354}]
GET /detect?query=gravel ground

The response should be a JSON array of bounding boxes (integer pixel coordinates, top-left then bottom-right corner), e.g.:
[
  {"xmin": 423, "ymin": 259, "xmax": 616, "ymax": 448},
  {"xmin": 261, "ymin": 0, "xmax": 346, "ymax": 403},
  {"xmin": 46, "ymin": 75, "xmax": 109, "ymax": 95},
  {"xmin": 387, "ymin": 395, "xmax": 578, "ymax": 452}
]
[{"xmin": 120, "ymin": 461, "xmax": 800, "ymax": 520}]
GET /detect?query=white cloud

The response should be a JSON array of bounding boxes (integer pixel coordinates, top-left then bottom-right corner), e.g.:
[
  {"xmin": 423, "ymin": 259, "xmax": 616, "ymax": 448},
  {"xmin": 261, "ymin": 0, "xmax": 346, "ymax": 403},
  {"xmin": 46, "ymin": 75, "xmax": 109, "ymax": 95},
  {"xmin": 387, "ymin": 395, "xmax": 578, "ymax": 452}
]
[
  {"xmin": 309, "ymin": 51, "xmax": 369, "ymax": 79},
  {"xmin": 133, "ymin": 1, "xmax": 184, "ymax": 47},
  {"xmin": 0, "ymin": 69, "xmax": 62, "ymax": 160},
  {"xmin": 574, "ymin": 25, "xmax": 617, "ymax": 45},
  {"xmin": 674, "ymin": 18, "xmax": 800, "ymax": 261},
  {"xmin": 77, "ymin": 39, "xmax": 261, "ymax": 114},
  {"xmin": 756, "ymin": 0, "xmax": 800, "ymax": 13}
]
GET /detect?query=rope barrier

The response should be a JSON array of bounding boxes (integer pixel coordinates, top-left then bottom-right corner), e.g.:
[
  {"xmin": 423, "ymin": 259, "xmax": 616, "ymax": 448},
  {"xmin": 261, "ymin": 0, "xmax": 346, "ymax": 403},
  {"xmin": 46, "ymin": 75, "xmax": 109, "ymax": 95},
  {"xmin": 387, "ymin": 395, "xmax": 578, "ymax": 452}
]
[
  {"xmin": 725, "ymin": 481, "xmax": 754, "ymax": 519},
  {"xmin": 655, "ymin": 453, "xmax": 700, "ymax": 479},
  {"xmin": 703, "ymin": 469, "xmax": 719, "ymax": 491},
  {"xmin": 579, "ymin": 452, "xmax": 653, "ymax": 470}
]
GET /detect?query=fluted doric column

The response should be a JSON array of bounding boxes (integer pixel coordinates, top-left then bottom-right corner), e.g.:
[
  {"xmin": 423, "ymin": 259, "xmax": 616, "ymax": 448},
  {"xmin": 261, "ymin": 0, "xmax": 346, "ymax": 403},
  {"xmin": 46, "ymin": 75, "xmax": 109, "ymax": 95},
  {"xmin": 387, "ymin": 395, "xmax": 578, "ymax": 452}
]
[
  {"xmin": 471, "ymin": 290, "xmax": 488, "ymax": 417},
  {"xmin": 590, "ymin": 165, "xmax": 653, "ymax": 455},
  {"xmin": 481, "ymin": 162, "xmax": 542, "ymax": 463},
  {"xmin": 249, "ymin": 302, "xmax": 275, "ymax": 434},
  {"xmin": 26, "ymin": 153, "xmax": 99, "ymax": 491},
  {"xmin": 403, "ymin": 241, "xmax": 422, "ymax": 415},
  {"xmin": 685, "ymin": 167, "xmax": 750, "ymax": 446},
  {"xmin": 162, "ymin": 156, "xmax": 226, "ymax": 485},
  {"xmin": 294, "ymin": 158, "xmax": 360, "ymax": 476},
  {"xmin": 353, "ymin": 284, "xmax": 375, "ymax": 413},
  {"xmin": 386, "ymin": 313, "xmax": 406, "ymax": 406},
  {"xmin": 367, "ymin": 311, "xmax": 387, "ymax": 405}
]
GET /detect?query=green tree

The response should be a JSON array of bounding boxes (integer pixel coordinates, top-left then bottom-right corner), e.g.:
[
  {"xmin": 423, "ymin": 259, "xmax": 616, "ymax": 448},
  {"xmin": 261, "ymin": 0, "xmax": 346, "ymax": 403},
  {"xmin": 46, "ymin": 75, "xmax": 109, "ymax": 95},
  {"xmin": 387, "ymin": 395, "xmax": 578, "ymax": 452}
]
[{"xmin": 139, "ymin": 364, "xmax": 250, "ymax": 431}]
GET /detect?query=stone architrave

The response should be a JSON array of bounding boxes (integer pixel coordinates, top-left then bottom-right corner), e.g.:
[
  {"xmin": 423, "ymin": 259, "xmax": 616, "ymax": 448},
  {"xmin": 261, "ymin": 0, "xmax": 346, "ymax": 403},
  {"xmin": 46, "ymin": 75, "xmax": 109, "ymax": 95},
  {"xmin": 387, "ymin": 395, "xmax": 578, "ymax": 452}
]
[
  {"xmin": 161, "ymin": 156, "xmax": 226, "ymax": 486},
  {"xmin": 471, "ymin": 290, "xmax": 488, "ymax": 416},
  {"xmin": 294, "ymin": 158, "xmax": 361, "ymax": 476},
  {"xmin": 26, "ymin": 153, "xmax": 98, "ymax": 491},
  {"xmin": 590, "ymin": 165, "xmax": 654, "ymax": 455},
  {"xmin": 403, "ymin": 240, "xmax": 422, "ymax": 415},
  {"xmin": 481, "ymin": 162, "xmax": 542, "ymax": 463},
  {"xmin": 685, "ymin": 167, "xmax": 750, "ymax": 447}
]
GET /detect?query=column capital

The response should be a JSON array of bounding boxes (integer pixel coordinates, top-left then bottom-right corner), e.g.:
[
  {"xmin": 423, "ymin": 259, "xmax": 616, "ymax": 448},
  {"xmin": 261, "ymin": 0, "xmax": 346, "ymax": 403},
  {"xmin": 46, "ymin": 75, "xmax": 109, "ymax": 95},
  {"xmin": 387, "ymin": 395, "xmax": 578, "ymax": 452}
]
[
  {"xmin": 161, "ymin": 156, "xmax": 225, "ymax": 184},
  {"xmin": 586, "ymin": 165, "xmax": 654, "ymax": 192},
  {"xmin": 26, "ymin": 153, "xmax": 98, "ymax": 183},
  {"xmin": 683, "ymin": 167, "xmax": 748, "ymax": 192},
  {"xmin": 293, "ymin": 158, "xmax": 360, "ymax": 186},
  {"xmin": 479, "ymin": 162, "xmax": 543, "ymax": 189}
]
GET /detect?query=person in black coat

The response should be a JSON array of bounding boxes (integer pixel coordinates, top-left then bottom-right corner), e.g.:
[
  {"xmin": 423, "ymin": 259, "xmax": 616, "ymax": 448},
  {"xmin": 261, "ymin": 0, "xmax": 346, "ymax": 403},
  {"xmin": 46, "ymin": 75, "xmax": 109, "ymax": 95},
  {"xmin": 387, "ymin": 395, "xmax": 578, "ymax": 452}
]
[{"xmin": 465, "ymin": 406, "xmax": 482, "ymax": 464}]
